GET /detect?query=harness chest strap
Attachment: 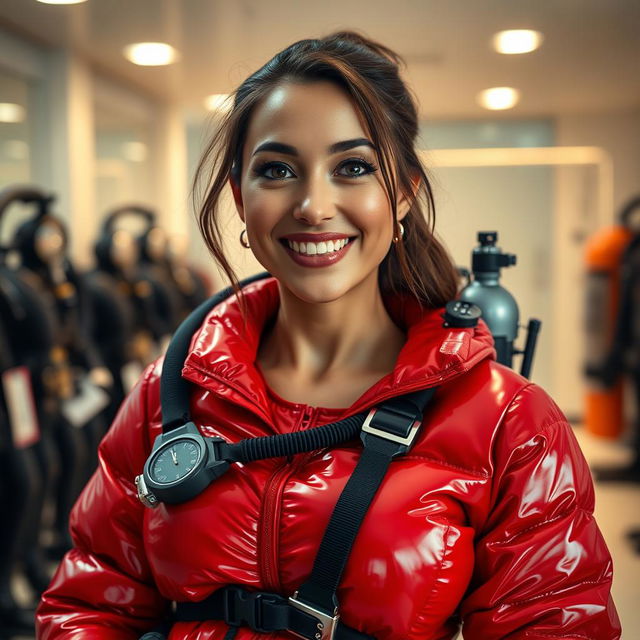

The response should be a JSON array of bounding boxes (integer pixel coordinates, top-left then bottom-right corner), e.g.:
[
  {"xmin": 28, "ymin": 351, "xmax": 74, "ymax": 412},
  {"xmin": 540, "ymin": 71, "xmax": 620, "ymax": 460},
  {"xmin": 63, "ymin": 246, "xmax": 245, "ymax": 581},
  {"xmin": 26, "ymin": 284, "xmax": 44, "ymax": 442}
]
[{"xmin": 142, "ymin": 387, "xmax": 436, "ymax": 640}]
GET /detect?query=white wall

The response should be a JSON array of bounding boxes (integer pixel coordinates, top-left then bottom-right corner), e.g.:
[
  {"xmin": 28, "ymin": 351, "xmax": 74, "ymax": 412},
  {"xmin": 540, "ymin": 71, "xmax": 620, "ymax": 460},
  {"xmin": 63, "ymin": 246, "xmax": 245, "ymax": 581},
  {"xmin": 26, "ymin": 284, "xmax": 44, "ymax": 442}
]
[{"xmin": 556, "ymin": 111, "xmax": 640, "ymax": 218}]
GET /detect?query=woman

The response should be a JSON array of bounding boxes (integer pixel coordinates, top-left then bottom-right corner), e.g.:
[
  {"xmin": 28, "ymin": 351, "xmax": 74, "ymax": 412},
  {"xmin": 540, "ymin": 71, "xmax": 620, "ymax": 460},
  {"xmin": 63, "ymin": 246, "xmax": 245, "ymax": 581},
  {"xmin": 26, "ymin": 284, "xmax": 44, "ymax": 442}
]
[{"xmin": 37, "ymin": 32, "xmax": 621, "ymax": 640}]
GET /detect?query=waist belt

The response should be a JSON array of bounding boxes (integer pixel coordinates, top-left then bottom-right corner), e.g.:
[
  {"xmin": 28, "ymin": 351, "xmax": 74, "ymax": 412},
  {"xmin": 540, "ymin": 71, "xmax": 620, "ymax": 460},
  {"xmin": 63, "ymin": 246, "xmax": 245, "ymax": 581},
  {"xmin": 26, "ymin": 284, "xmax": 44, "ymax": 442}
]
[{"xmin": 172, "ymin": 584, "xmax": 373, "ymax": 640}]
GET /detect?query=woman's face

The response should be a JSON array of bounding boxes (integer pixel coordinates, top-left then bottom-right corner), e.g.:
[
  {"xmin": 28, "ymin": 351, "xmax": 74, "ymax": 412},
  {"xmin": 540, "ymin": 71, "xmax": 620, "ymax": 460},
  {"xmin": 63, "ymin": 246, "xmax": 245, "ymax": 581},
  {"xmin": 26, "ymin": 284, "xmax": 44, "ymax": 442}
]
[{"xmin": 235, "ymin": 80, "xmax": 407, "ymax": 305}]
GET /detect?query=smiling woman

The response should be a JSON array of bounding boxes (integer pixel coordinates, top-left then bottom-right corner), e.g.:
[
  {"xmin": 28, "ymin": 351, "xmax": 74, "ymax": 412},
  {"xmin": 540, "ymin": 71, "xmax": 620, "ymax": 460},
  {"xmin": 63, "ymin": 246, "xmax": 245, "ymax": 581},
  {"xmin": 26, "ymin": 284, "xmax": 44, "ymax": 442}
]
[{"xmin": 37, "ymin": 31, "xmax": 621, "ymax": 640}]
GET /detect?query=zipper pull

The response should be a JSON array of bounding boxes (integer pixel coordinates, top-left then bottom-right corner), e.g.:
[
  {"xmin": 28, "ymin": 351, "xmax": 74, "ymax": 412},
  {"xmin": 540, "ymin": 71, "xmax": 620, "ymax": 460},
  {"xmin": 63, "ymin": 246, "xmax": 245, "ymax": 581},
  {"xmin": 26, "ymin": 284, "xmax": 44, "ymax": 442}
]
[{"xmin": 300, "ymin": 405, "xmax": 313, "ymax": 429}]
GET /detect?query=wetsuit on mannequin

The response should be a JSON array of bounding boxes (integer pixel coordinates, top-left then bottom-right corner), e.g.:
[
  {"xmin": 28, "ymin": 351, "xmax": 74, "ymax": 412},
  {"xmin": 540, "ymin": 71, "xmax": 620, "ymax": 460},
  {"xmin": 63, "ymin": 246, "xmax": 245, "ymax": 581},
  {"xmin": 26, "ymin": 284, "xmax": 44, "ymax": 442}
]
[
  {"xmin": 91, "ymin": 207, "xmax": 170, "ymax": 400},
  {"xmin": 13, "ymin": 211, "xmax": 113, "ymax": 484},
  {"xmin": 0, "ymin": 300, "xmax": 41, "ymax": 636},
  {"xmin": 0, "ymin": 186, "xmax": 63, "ymax": 614}
]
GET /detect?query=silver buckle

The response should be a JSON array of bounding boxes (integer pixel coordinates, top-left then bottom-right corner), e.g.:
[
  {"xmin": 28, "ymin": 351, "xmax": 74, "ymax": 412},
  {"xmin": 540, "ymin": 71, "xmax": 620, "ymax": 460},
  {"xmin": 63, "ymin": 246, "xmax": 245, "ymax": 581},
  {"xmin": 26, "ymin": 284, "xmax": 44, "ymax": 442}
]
[
  {"xmin": 361, "ymin": 408, "xmax": 421, "ymax": 446},
  {"xmin": 134, "ymin": 474, "xmax": 158, "ymax": 509},
  {"xmin": 288, "ymin": 592, "xmax": 339, "ymax": 640}
]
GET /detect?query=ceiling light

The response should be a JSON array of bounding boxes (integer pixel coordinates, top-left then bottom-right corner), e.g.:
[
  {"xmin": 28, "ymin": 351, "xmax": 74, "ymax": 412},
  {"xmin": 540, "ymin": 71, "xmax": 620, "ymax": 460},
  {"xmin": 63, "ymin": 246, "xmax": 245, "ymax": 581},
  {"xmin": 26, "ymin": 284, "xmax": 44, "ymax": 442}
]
[
  {"xmin": 123, "ymin": 42, "xmax": 179, "ymax": 66},
  {"xmin": 477, "ymin": 87, "xmax": 520, "ymax": 110},
  {"xmin": 0, "ymin": 103, "xmax": 26, "ymax": 123},
  {"xmin": 204, "ymin": 94, "xmax": 232, "ymax": 113},
  {"xmin": 37, "ymin": 0, "xmax": 88, "ymax": 4},
  {"xmin": 492, "ymin": 29, "xmax": 543, "ymax": 55}
]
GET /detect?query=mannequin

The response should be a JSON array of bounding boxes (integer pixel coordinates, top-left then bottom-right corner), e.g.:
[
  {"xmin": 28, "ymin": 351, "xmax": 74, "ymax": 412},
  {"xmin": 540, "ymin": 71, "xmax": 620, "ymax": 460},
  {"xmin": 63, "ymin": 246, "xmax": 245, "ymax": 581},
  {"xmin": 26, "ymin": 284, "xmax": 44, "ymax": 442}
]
[
  {"xmin": 90, "ymin": 207, "xmax": 170, "ymax": 400},
  {"xmin": 137, "ymin": 224, "xmax": 183, "ymax": 332},
  {"xmin": 0, "ymin": 275, "xmax": 43, "ymax": 634},
  {"xmin": 0, "ymin": 187, "xmax": 79, "ymax": 606},
  {"xmin": 12, "ymin": 209, "xmax": 113, "ymax": 563},
  {"xmin": 14, "ymin": 213, "xmax": 111, "ymax": 464},
  {"xmin": 166, "ymin": 233, "xmax": 211, "ymax": 319}
]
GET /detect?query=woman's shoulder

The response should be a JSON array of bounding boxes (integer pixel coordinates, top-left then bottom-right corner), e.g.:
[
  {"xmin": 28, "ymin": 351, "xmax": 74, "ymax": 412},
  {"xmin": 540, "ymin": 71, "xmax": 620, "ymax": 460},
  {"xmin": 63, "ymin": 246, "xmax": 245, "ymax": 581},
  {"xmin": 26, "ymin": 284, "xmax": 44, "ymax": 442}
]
[{"xmin": 434, "ymin": 357, "xmax": 569, "ymax": 455}]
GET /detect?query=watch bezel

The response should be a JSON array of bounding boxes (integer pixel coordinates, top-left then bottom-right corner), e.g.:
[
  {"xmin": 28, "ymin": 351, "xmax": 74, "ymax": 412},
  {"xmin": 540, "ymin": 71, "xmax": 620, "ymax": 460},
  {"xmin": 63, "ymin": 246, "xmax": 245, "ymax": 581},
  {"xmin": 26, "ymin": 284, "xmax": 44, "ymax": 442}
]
[{"xmin": 145, "ymin": 434, "xmax": 206, "ymax": 489}]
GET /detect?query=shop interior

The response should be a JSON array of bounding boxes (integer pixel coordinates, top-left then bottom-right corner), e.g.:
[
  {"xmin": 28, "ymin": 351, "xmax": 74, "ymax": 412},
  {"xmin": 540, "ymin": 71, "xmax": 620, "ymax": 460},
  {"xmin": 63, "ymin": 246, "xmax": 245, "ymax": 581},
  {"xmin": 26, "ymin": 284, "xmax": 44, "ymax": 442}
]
[{"xmin": 0, "ymin": 0, "xmax": 639, "ymax": 637}]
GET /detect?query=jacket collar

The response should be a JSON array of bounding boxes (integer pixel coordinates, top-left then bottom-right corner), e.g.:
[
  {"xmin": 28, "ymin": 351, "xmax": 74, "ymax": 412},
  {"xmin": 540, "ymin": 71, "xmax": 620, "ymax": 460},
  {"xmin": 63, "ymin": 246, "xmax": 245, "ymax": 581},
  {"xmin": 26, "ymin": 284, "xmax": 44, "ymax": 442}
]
[{"xmin": 182, "ymin": 277, "xmax": 495, "ymax": 424}]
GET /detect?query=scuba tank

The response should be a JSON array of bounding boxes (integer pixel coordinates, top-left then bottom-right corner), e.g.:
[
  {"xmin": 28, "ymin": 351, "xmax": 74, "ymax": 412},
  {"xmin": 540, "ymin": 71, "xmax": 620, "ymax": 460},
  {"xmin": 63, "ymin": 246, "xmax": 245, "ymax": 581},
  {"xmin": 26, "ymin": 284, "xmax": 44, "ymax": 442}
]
[{"xmin": 459, "ymin": 231, "xmax": 541, "ymax": 379}]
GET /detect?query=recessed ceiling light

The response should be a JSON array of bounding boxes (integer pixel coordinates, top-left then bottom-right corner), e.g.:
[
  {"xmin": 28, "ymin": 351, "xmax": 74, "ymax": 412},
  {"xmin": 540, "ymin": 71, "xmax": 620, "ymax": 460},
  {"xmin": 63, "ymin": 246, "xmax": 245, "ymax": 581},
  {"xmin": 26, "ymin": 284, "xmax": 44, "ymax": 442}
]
[
  {"xmin": 204, "ymin": 94, "xmax": 232, "ymax": 113},
  {"xmin": 123, "ymin": 42, "xmax": 179, "ymax": 66},
  {"xmin": 492, "ymin": 29, "xmax": 543, "ymax": 55},
  {"xmin": 37, "ymin": 0, "xmax": 88, "ymax": 4},
  {"xmin": 0, "ymin": 103, "xmax": 26, "ymax": 123},
  {"xmin": 477, "ymin": 87, "xmax": 520, "ymax": 110}
]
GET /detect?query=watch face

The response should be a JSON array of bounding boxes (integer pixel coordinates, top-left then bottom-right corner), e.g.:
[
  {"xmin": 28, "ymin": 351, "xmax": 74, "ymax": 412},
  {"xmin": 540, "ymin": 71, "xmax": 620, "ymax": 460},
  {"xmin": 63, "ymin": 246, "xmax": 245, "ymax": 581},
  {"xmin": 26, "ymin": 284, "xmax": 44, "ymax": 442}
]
[{"xmin": 150, "ymin": 438, "xmax": 202, "ymax": 484}]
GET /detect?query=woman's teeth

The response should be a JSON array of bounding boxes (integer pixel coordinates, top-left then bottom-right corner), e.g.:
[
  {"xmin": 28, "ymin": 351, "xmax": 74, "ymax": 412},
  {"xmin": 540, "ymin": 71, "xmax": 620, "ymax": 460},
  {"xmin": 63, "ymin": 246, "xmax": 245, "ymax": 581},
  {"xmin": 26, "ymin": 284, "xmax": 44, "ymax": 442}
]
[{"xmin": 287, "ymin": 238, "xmax": 350, "ymax": 255}]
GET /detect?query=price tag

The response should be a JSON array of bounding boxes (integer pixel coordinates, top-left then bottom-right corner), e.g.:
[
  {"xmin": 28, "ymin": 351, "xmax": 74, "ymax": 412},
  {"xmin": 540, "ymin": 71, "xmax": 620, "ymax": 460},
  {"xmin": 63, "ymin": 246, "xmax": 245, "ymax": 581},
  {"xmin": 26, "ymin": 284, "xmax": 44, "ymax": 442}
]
[
  {"xmin": 121, "ymin": 361, "xmax": 144, "ymax": 393},
  {"xmin": 61, "ymin": 375, "xmax": 111, "ymax": 428},
  {"xmin": 2, "ymin": 367, "xmax": 40, "ymax": 449}
]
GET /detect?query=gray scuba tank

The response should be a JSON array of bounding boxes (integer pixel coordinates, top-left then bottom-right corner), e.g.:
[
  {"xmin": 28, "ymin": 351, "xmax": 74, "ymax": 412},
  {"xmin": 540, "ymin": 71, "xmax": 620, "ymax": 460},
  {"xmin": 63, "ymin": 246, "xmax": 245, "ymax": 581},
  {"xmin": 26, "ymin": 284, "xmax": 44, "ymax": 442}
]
[{"xmin": 459, "ymin": 231, "xmax": 541, "ymax": 379}]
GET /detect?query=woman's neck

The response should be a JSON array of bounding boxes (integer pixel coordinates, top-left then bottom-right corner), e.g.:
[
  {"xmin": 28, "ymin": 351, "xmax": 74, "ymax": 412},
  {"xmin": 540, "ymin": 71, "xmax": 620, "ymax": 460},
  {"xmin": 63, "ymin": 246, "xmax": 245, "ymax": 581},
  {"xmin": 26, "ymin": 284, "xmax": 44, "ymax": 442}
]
[{"xmin": 258, "ymin": 275, "xmax": 406, "ymax": 385}]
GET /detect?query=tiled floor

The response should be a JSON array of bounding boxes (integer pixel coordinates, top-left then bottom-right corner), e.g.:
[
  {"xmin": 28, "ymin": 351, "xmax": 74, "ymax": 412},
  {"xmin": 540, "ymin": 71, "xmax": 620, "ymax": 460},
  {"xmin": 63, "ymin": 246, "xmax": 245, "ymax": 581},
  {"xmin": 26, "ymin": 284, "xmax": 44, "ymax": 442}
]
[{"xmin": 11, "ymin": 425, "xmax": 640, "ymax": 640}]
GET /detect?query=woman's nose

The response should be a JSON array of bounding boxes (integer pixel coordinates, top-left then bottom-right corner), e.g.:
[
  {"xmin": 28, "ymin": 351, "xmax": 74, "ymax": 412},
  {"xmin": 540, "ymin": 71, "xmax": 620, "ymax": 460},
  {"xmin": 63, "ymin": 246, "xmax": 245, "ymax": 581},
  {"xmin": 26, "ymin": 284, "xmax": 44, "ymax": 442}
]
[{"xmin": 292, "ymin": 176, "xmax": 335, "ymax": 225}]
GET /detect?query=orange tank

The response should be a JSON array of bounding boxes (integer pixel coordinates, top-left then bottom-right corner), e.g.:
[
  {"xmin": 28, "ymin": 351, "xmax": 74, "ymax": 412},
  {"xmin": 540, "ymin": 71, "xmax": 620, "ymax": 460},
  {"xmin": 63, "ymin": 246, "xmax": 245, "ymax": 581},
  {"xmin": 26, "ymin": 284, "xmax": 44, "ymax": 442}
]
[{"xmin": 584, "ymin": 225, "xmax": 633, "ymax": 438}]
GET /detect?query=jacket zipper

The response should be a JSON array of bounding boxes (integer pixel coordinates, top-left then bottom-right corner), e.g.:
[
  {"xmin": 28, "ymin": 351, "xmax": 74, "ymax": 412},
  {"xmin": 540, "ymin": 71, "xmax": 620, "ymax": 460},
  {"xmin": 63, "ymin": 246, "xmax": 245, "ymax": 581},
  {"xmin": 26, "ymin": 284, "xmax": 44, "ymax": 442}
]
[{"xmin": 259, "ymin": 405, "xmax": 316, "ymax": 592}]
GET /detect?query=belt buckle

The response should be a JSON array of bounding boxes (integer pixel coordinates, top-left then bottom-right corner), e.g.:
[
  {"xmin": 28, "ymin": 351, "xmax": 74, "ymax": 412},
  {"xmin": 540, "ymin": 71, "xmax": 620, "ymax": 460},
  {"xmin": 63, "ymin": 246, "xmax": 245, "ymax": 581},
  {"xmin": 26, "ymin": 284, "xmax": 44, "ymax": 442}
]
[
  {"xmin": 223, "ymin": 587, "xmax": 276, "ymax": 632},
  {"xmin": 361, "ymin": 408, "xmax": 421, "ymax": 447},
  {"xmin": 288, "ymin": 592, "xmax": 339, "ymax": 640}
]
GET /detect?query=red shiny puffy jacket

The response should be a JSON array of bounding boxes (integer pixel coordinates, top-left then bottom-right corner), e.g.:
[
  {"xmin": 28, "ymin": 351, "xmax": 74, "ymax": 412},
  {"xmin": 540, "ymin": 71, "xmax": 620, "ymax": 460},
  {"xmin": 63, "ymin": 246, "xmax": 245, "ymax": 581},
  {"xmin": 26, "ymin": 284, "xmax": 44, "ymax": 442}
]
[{"xmin": 37, "ymin": 278, "xmax": 621, "ymax": 640}]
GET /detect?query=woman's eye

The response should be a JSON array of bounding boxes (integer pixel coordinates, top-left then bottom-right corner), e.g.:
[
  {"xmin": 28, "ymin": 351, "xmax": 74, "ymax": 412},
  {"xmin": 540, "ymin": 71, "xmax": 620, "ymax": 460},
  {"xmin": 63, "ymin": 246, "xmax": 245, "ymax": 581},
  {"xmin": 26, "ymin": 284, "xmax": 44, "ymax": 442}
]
[
  {"xmin": 256, "ymin": 162, "xmax": 295, "ymax": 180},
  {"xmin": 335, "ymin": 159, "xmax": 377, "ymax": 178}
]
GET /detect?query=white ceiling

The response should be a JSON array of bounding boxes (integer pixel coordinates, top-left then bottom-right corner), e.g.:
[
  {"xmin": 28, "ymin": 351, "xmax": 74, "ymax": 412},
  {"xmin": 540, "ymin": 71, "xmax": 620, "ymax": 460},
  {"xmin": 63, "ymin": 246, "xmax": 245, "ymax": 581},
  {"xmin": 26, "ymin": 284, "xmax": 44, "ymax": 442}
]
[{"xmin": 0, "ymin": 0, "xmax": 639, "ymax": 119}]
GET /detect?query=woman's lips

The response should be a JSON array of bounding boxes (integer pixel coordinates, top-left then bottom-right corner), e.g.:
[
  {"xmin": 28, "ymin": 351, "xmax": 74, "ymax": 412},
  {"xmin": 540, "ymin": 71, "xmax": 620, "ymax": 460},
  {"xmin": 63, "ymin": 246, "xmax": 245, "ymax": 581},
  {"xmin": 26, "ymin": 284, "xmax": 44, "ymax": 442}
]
[{"xmin": 280, "ymin": 236, "xmax": 355, "ymax": 268}]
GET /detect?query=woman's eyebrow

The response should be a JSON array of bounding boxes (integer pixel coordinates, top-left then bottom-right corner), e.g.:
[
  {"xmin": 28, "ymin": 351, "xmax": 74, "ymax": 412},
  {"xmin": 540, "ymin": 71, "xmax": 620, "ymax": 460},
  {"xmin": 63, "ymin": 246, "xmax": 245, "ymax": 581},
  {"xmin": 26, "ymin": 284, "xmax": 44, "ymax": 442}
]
[
  {"xmin": 252, "ymin": 138, "xmax": 376, "ymax": 157},
  {"xmin": 328, "ymin": 138, "xmax": 376, "ymax": 154},
  {"xmin": 252, "ymin": 141, "xmax": 297, "ymax": 157}
]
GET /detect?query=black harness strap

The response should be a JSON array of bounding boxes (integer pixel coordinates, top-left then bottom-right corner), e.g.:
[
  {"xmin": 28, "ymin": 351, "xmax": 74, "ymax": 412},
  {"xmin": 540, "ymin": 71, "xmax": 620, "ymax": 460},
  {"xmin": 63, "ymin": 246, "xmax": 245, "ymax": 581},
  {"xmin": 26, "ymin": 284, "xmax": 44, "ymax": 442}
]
[
  {"xmin": 139, "ymin": 274, "xmax": 439, "ymax": 640},
  {"xmin": 292, "ymin": 388, "xmax": 435, "ymax": 628},
  {"xmin": 162, "ymin": 387, "xmax": 436, "ymax": 640}
]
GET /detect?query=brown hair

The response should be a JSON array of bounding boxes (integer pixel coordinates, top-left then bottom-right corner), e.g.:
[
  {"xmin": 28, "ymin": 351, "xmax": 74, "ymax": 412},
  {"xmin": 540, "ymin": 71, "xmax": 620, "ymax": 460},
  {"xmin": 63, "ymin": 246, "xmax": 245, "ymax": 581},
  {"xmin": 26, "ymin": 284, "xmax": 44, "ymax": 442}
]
[{"xmin": 193, "ymin": 31, "xmax": 458, "ymax": 308}]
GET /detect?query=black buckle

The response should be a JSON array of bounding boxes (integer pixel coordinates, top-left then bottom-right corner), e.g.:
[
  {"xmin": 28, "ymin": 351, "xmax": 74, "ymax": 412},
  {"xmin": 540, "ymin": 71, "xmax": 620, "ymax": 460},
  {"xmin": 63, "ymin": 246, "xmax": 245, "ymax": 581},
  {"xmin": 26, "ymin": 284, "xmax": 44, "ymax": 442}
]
[
  {"xmin": 223, "ymin": 586, "xmax": 283, "ymax": 633},
  {"xmin": 360, "ymin": 405, "xmax": 421, "ymax": 454}
]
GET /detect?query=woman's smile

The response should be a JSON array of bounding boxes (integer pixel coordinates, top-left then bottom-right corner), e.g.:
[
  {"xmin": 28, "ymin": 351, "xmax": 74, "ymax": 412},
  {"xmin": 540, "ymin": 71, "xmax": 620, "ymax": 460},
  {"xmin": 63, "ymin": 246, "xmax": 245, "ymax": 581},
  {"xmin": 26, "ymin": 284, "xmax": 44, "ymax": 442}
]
[{"xmin": 279, "ymin": 233, "xmax": 357, "ymax": 268}]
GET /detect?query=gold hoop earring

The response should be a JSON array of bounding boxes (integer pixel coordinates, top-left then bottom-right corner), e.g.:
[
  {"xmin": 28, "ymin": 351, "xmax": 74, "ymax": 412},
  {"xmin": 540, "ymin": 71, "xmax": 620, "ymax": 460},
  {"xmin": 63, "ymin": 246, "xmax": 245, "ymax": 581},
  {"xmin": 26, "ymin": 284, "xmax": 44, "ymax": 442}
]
[
  {"xmin": 239, "ymin": 228, "xmax": 250, "ymax": 249},
  {"xmin": 393, "ymin": 222, "xmax": 405, "ymax": 243}
]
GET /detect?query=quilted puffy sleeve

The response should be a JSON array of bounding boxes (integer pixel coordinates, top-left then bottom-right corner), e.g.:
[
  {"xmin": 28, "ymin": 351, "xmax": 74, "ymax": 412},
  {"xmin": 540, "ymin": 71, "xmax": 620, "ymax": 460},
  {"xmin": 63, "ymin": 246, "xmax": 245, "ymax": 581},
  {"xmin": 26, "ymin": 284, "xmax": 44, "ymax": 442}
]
[
  {"xmin": 460, "ymin": 383, "xmax": 621, "ymax": 640},
  {"xmin": 36, "ymin": 364, "xmax": 168, "ymax": 640}
]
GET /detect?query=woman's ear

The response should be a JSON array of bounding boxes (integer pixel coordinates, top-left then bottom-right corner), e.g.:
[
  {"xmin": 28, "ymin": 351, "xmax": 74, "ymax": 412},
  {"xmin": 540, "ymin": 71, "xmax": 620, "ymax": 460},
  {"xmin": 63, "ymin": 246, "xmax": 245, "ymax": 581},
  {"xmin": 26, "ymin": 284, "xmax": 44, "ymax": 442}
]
[
  {"xmin": 229, "ymin": 176, "xmax": 245, "ymax": 222},
  {"xmin": 396, "ymin": 173, "xmax": 421, "ymax": 221}
]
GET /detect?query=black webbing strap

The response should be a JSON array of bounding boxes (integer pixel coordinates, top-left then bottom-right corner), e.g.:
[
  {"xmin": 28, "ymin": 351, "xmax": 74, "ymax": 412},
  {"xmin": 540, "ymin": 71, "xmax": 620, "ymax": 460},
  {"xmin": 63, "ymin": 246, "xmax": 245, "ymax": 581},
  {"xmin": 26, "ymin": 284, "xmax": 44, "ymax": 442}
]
[
  {"xmin": 161, "ymin": 272, "xmax": 271, "ymax": 431},
  {"xmin": 294, "ymin": 387, "xmax": 436, "ymax": 615}
]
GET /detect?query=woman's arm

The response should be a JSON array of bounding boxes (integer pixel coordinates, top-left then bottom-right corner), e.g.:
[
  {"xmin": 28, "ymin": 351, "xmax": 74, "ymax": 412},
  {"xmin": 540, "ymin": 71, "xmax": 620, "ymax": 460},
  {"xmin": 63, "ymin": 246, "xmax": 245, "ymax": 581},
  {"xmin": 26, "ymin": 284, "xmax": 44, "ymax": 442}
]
[
  {"xmin": 37, "ymin": 364, "xmax": 168, "ymax": 640},
  {"xmin": 460, "ymin": 384, "xmax": 621, "ymax": 640}
]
